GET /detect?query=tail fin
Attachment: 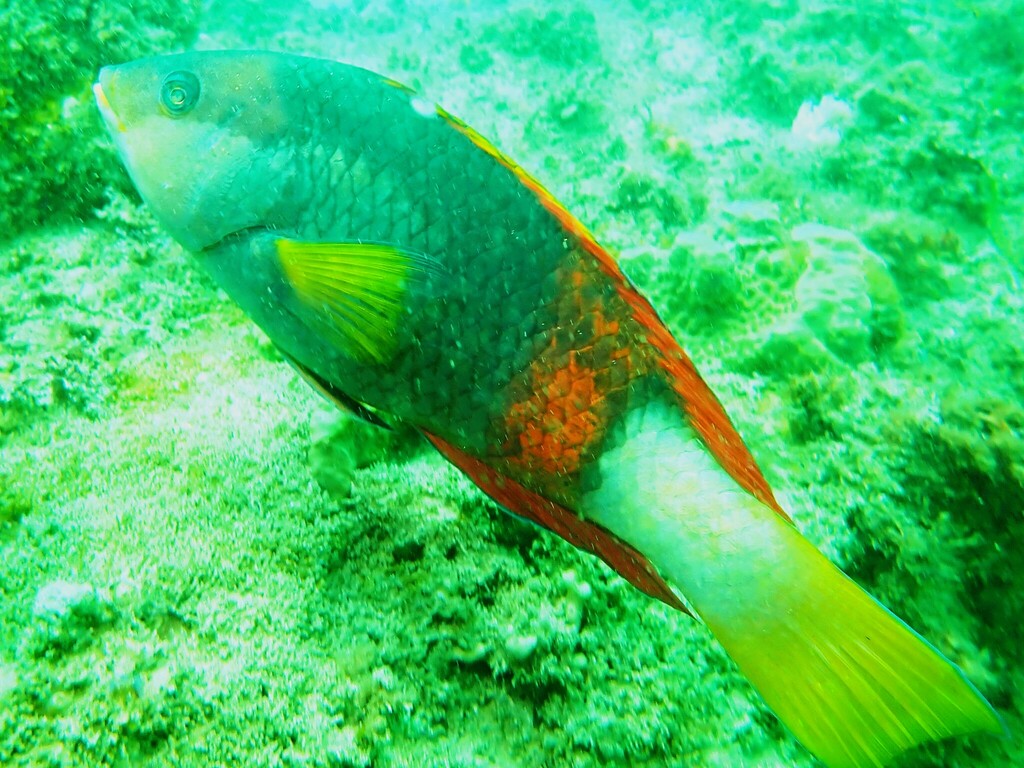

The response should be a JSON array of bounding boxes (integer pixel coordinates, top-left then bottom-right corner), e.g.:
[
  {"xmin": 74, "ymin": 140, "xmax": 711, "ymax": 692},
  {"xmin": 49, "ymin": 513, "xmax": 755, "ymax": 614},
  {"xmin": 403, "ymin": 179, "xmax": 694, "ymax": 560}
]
[
  {"xmin": 583, "ymin": 400, "xmax": 1004, "ymax": 768},
  {"xmin": 701, "ymin": 512, "xmax": 1004, "ymax": 768}
]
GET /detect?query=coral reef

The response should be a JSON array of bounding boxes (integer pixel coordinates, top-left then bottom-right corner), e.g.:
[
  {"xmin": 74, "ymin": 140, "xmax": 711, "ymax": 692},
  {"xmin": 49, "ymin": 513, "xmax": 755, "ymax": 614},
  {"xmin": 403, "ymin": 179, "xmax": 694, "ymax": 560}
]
[
  {"xmin": 1, "ymin": 0, "xmax": 1021, "ymax": 767},
  {"xmin": 791, "ymin": 223, "xmax": 902, "ymax": 363},
  {"xmin": 0, "ymin": 195, "xmax": 218, "ymax": 427}
]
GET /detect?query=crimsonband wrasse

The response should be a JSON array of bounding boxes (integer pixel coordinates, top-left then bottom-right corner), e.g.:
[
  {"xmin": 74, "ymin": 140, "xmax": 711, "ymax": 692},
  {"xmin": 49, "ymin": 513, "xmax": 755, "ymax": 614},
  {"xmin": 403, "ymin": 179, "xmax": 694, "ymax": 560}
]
[{"xmin": 93, "ymin": 51, "xmax": 1003, "ymax": 768}]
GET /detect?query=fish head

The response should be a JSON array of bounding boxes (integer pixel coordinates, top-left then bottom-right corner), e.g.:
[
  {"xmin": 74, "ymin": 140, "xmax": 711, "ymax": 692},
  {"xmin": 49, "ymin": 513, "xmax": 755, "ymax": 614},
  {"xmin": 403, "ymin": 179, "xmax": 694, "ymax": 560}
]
[{"xmin": 94, "ymin": 51, "xmax": 297, "ymax": 253}]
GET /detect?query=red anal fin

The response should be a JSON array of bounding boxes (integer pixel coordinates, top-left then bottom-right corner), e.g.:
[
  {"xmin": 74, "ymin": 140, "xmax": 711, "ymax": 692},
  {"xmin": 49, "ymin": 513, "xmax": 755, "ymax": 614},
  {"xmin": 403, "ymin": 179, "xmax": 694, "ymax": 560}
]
[{"xmin": 423, "ymin": 430, "xmax": 691, "ymax": 615}]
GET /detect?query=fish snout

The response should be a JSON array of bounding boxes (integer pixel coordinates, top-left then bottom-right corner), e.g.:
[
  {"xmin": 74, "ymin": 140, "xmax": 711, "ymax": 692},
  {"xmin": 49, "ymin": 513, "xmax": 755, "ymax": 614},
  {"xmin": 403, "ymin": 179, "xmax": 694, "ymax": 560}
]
[{"xmin": 93, "ymin": 66, "xmax": 126, "ymax": 134}]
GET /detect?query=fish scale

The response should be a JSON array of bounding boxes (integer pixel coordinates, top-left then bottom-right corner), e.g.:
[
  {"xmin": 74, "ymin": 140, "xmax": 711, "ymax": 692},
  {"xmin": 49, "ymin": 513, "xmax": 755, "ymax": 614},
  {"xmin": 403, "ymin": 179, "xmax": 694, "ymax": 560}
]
[{"xmin": 239, "ymin": 56, "xmax": 571, "ymax": 447}]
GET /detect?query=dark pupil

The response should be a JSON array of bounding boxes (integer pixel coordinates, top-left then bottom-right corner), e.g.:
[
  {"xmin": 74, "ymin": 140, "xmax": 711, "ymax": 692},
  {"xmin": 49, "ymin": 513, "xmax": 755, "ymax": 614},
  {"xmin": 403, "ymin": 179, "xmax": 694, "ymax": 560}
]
[{"xmin": 161, "ymin": 71, "xmax": 199, "ymax": 116}]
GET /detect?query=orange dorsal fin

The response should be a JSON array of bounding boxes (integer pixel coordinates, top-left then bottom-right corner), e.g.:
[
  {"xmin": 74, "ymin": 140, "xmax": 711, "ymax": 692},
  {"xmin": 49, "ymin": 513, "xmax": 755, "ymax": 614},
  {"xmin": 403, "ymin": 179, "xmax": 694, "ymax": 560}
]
[
  {"xmin": 423, "ymin": 430, "xmax": 690, "ymax": 615},
  {"xmin": 436, "ymin": 106, "xmax": 786, "ymax": 521}
]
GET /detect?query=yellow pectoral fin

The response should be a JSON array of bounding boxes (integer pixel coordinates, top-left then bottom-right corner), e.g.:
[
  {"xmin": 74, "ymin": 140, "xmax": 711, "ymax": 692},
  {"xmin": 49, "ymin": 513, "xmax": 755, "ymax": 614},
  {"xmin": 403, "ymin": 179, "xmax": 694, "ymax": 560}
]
[{"xmin": 275, "ymin": 238, "xmax": 437, "ymax": 364}]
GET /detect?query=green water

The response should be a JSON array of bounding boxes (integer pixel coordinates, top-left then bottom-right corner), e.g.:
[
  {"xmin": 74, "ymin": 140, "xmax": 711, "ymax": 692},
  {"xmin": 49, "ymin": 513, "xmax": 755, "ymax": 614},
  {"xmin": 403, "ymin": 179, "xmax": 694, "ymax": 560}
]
[{"xmin": 1, "ymin": 1, "xmax": 1021, "ymax": 766}]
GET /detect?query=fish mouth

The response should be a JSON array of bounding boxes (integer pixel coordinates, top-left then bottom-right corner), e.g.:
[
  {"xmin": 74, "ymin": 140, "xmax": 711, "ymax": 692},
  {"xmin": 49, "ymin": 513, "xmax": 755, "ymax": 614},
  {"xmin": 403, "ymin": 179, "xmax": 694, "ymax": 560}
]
[{"xmin": 93, "ymin": 75, "xmax": 126, "ymax": 134}]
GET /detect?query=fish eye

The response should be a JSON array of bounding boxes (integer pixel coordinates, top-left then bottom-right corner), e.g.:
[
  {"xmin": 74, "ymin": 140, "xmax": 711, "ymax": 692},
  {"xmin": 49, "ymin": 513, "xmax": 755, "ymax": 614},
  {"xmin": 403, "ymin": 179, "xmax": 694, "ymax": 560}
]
[{"xmin": 160, "ymin": 70, "xmax": 200, "ymax": 117}]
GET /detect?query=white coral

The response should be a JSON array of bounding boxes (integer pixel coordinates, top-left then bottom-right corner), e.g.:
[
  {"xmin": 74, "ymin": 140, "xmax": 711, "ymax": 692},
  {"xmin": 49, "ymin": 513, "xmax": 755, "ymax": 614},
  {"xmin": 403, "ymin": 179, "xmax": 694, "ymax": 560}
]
[{"xmin": 790, "ymin": 95, "xmax": 855, "ymax": 149}]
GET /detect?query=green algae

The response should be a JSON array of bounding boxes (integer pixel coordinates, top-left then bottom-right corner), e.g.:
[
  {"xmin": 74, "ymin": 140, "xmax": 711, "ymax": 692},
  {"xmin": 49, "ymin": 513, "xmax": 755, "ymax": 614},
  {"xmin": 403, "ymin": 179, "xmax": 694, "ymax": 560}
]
[
  {"xmin": 483, "ymin": 5, "xmax": 601, "ymax": 67},
  {"xmin": 2, "ymin": 0, "xmax": 1023, "ymax": 766}
]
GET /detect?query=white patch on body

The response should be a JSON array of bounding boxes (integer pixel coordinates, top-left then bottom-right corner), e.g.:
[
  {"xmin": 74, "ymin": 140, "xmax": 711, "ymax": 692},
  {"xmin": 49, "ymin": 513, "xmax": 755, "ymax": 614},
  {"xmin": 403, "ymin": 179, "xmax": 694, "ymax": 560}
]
[
  {"xmin": 582, "ymin": 398, "xmax": 796, "ymax": 626},
  {"xmin": 410, "ymin": 97, "xmax": 437, "ymax": 118}
]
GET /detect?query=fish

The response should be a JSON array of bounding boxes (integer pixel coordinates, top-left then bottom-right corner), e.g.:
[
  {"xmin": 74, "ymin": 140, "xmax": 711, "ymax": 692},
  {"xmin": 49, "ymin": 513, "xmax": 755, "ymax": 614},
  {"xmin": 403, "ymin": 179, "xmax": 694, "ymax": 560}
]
[{"xmin": 93, "ymin": 51, "xmax": 1004, "ymax": 767}]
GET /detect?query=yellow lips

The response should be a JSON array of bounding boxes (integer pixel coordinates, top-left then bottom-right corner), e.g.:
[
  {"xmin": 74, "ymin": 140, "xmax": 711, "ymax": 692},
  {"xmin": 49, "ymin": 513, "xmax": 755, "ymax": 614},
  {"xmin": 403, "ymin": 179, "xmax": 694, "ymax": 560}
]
[{"xmin": 93, "ymin": 81, "xmax": 125, "ymax": 133}]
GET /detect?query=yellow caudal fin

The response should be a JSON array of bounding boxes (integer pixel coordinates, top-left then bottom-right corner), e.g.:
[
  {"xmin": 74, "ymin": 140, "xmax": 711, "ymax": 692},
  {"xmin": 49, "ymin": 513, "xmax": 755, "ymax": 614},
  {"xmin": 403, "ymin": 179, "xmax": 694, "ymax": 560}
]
[
  {"xmin": 703, "ymin": 513, "xmax": 1005, "ymax": 768},
  {"xmin": 582, "ymin": 399, "xmax": 1004, "ymax": 768}
]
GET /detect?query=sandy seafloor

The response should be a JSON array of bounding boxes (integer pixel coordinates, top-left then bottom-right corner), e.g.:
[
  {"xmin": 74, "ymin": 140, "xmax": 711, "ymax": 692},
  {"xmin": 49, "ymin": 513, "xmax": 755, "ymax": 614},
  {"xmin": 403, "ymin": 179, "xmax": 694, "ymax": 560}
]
[{"xmin": 1, "ymin": 0, "xmax": 1023, "ymax": 766}]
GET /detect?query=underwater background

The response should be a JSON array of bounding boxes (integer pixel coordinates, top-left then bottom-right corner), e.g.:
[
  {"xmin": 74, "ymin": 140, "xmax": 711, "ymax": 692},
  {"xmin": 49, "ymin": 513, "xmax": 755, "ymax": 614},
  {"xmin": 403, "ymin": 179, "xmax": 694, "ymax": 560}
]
[{"xmin": 1, "ymin": 0, "xmax": 1022, "ymax": 766}]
